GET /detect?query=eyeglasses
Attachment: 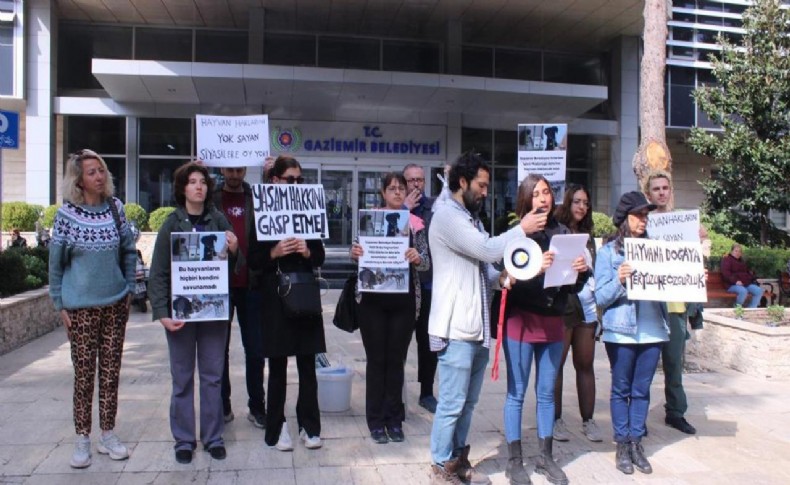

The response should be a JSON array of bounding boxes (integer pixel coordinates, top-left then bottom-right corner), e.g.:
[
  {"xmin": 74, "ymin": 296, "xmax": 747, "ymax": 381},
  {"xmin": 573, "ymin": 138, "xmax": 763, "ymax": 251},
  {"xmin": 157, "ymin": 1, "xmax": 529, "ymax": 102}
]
[
  {"xmin": 283, "ymin": 176, "xmax": 305, "ymax": 184},
  {"xmin": 386, "ymin": 186, "xmax": 406, "ymax": 193},
  {"xmin": 406, "ymin": 178, "xmax": 425, "ymax": 184},
  {"xmin": 572, "ymin": 199, "xmax": 590, "ymax": 207}
]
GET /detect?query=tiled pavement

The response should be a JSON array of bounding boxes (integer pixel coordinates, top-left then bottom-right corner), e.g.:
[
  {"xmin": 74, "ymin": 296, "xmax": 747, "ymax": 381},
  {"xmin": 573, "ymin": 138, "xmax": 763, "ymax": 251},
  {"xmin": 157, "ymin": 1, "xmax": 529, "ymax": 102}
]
[{"xmin": 1, "ymin": 290, "xmax": 789, "ymax": 484}]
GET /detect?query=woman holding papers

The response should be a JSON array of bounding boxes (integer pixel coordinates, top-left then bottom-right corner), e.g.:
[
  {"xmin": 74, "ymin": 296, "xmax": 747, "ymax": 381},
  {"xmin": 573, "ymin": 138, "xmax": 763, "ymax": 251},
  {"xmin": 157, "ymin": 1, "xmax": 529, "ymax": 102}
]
[
  {"xmin": 350, "ymin": 172, "xmax": 430, "ymax": 444},
  {"xmin": 552, "ymin": 185, "xmax": 602, "ymax": 443},
  {"xmin": 594, "ymin": 191, "xmax": 665, "ymax": 476},
  {"xmin": 499, "ymin": 174, "xmax": 589, "ymax": 485},
  {"xmin": 149, "ymin": 161, "xmax": 239, "ymax": 464},
  {"xmin": 247, "ymin": 155, "xmax": 327, "ymax": 451}
]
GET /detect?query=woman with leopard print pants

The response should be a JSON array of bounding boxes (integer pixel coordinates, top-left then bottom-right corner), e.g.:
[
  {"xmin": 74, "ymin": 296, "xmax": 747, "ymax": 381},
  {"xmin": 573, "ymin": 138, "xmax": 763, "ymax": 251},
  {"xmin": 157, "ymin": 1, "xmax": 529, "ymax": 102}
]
[{"xmin": 49, "ymin": 149, "xmax": 137, "ymax": 469}]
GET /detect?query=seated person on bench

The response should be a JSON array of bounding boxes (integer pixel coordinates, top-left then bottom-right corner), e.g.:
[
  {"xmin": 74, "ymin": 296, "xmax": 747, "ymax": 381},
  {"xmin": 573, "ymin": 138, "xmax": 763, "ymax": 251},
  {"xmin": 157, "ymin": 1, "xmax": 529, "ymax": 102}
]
[{"xmin": 721, "ymin": 244, "xmax": 763, "ymax": 308}]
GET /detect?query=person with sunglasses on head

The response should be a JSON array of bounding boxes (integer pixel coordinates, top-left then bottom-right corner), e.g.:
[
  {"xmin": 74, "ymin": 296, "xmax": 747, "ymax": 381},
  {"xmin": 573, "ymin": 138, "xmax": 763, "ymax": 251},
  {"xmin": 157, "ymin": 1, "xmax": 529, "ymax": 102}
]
[
  {"xmin": 247, "ymin": 155, "xmax": 326, "ymax": 452},
  {"xmin": 350, "ymin": 172, "xmax": 430, "ymax": 444},
  {"xmin": 49, "ymin": 149, "xmax": 137, "ymax": 468}
]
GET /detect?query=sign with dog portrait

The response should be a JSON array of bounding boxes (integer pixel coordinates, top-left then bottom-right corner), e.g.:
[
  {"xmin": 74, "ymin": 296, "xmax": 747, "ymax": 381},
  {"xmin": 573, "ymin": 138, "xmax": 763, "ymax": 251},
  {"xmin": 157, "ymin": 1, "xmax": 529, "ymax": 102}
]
[
  {"xmin": 357, "ymin": 210, "xmax": 410, "ymax": 294},
  {"xmin": 170, "ymin": 232, "xmax": 230, "ymax": 322},
  {"xmin": 623, "ymin": 238, "xmax": 707, "ymax": 303},
  {"xmin": 251, "ymin": 184, "xmax": 328, "ymax": 241},
  {"xmin": 517, "ymin": 123, "xmax": 568, "ymax": 199},
  {"xmin": 647, "ymin": 209, "xmax": 701, "ymax": 242},
  {"xmin": 196, "ymin": 114, "xmax": 270, "ymax": 167}
]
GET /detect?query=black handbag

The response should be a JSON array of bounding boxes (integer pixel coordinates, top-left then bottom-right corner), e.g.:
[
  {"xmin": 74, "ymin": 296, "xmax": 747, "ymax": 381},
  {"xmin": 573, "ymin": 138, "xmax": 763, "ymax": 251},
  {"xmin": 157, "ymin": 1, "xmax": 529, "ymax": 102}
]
[
  {"xmin": 276, "ymin": 264, "xmax": 323, "ymax": 319},
  {"xmin": 333, "ymin": 273, "xmax": 359, "ymax": 333}
]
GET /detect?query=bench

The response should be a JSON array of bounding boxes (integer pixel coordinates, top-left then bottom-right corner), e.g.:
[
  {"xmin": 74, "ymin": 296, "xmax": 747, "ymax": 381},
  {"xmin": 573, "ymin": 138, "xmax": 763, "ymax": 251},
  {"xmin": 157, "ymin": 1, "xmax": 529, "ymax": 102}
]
[
  {"xmin": 779, "ymin": 271, "xmax": 790, "ymax": 305},
  {"xmin": 706, "ymin": 272, "xmax": 774, "ymax": 307}
]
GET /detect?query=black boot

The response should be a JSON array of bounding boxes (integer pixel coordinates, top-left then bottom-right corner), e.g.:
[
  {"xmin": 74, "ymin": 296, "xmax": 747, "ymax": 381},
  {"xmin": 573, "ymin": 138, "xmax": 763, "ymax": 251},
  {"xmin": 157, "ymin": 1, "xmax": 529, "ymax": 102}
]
[
  {"xmin": 629, "ymin": 441, "xmax": 653, "ymax": 474},
  {"xmin": 615, "ymin": 442, "xmax": 634, "ymax": 475},
  {"xmin": 534, "ymin": 438, "xmax": 568, "ymax": 485},
  {"xmin": 505, "ymin": 441, "xmax": 531, "ymax": 485}
]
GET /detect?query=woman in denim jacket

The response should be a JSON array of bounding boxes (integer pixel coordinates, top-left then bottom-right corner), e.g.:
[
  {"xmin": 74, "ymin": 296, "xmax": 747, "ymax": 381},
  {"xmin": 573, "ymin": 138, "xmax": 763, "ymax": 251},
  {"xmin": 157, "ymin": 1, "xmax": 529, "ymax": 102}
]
[{"xmin": 594, "ymin": 191, "xmax": 667, "ymax": 476}]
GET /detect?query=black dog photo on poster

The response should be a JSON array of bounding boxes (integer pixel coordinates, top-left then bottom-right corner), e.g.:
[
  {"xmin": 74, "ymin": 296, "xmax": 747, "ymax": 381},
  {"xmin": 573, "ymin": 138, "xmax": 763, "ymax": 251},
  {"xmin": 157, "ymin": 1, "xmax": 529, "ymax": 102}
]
[
  {"xmin": 171, "ymin": 232, "xmax": 229, "ymax": 262},
  {"xmin": 172, "ymin": 294, "xmax": 229, "ymax": 320}
]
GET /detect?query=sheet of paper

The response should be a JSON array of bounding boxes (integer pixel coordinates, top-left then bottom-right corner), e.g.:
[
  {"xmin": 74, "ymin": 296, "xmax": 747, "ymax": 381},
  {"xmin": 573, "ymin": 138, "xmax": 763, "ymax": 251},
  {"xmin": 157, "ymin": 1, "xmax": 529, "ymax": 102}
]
[
  {"xmin": 544, "ymin": 233, "xmax": 590, "ymax": 288},
  {"xmin": 357, "ymin": 210, "xmax": 410, "ymax": 294}
]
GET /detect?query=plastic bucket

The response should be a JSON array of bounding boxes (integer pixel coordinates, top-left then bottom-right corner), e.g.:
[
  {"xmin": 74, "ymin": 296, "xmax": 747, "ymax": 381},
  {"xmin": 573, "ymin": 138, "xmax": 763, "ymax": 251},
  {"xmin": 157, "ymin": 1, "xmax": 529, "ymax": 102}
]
[{"xmin": 316, "ymin": 366, "xmax": 354, "ymax": 412}]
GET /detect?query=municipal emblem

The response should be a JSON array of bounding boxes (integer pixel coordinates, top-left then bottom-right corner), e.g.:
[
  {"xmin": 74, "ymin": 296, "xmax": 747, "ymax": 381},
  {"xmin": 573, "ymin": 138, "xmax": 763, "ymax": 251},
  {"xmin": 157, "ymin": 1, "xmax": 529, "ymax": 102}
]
[{"xmin": 270, "ymin": 126, "xmax": 302, "ymax": 152}]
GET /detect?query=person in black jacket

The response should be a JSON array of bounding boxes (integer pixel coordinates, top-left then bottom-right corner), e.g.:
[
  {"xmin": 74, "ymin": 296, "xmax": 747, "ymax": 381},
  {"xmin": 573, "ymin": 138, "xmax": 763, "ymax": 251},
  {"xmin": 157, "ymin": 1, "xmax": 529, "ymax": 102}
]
[{"xmin": 499, "ymin": 174, "xmax": 589, "ymax": 485}]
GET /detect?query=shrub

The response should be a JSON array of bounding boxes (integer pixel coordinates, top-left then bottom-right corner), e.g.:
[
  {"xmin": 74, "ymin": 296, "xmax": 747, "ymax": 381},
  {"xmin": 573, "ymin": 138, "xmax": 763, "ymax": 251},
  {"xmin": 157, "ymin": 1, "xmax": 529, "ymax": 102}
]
[
  {"xmin": 0, "ymin": 250, "xmax": 27, "ymax": 296},
  {"xmin": 24, "ymin": 275, "xmax": 42, "ymax": 290},
  {"xmin": 42, "ymin": 204, "xmax": 61, "ymax": 228},
  {"xmin": 21, "ymin": 253, "xmax": 48, "ymax": 285},
  {"xmin": 592, "ymin": 211, "xmax": 616, "ymax": 239},
  {"xmin": 1, "ymin": 202, "xmax": 40, "ymax": 231},
  {"xmin": 149, "ymin": 207, "xmax": 176, "ymax": 231},
  {"xmin": 123, "ymin": 203, "xmax": 149, "ymax": 231},
  {"xmin": 743, "ymin": 247, "xmax": 790, "ymax": 279}
]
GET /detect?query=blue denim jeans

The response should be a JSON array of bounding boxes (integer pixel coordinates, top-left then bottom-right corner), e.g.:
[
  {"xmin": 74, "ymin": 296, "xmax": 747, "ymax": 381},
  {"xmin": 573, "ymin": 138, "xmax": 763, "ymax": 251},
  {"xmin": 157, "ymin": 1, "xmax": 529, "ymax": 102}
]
[
  {"xmin": 430, "ymin": 340, "xmax": 489, "ymax": 465},
  {"xmin": 503, "ymin": 339, "xmax": 563, "ymax": 442},
  {"xmin": 728, "ymin": 283, "xmax": 763, "ymax": 308},
  {"xmin": 605, "ymin": 342, "xmax": 663, "ymax": 443}
]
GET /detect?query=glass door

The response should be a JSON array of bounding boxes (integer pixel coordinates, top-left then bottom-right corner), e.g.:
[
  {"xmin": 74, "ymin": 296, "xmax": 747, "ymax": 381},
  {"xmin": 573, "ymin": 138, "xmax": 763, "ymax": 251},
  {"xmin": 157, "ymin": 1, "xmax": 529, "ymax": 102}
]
[
  {"xmin": 322, "ymin": 168, "xmax": 354, "ymax": 247},
  {"xmin": 357, "ymin": 170, "xmax": 390, "ymax": 210}
]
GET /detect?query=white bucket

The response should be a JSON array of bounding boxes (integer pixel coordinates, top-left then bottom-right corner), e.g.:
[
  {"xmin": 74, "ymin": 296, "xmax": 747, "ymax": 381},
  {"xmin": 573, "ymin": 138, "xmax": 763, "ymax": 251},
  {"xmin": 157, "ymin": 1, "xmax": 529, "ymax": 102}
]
[{"xmin": 316, "ymin": 366, "xmax": 354, "ymax": 412}]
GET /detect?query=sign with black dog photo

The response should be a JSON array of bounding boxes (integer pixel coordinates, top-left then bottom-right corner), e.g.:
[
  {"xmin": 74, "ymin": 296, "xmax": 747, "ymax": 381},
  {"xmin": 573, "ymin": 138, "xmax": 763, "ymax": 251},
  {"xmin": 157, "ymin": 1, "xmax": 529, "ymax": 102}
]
[
  {"xmin": 357, "ymin": 209, "xmax": 410, "ymax": 294},
  {"xmin": 170, "ymin": 232, "xmax": 230, "ymax": 322}
]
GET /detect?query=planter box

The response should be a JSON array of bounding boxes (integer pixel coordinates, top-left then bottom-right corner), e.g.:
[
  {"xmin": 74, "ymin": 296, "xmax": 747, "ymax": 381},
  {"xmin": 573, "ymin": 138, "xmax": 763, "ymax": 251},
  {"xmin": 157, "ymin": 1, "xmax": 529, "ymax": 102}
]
[
  {"xmin": 0, "ymin": 287, "xmax": 60, "ymax": 355},
  {"xmin": 688, "ymin": 308, "xmax": 790, "ymax": 378}
]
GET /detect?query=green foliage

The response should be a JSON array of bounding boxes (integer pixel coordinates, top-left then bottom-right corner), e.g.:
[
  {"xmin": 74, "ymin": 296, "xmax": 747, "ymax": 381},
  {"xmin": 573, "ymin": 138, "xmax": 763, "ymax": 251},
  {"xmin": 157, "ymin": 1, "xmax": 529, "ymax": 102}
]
[
  {"xmin": 1, "ymin": 202, "xmax": 40, "ymax": 231},
  {"xmin": 591, "ymin": 212, "xmax": 616, "ymax": 238},
  {"xmin": 688, "ymin": 0, "xmax": 790, "ymax": 246},
  {"xmin": 702, "ymin": 211, "xmax": 790, "ymax": 248},
  {"xmin": 124, "ymin": 203, "xmax": 149, "ymax": 231},
  {"xmin": 24, "ymin": 275, "xmax": 42, "ymax": 290},
  {"xmin": 42, "ymin": 204, "xmax": 61, "ymax": 228},
  {"xmin": 766, "ymin": 305, "xmax": 786, "ymax": 324},
  {"xmin": 0, "ymin": 250, "xmax": 27, "ymax": 296},
  {"xmin": 733, "ymin": 305, "xmax": 745, "ymax": 320},
  {"xmin": 149, "ymin": 207, "xmax": 176, "ymax": 232},
  {"xmin": 742, "ymin": 247, "xmax": 790, "ymax": 278},
  {"xmin": 21, "ymin": 253, "xmax": 47, "ymax": 284},
  {"xmin": 704, "ymin": 227, "xmax": 739, "ymax": 259}
]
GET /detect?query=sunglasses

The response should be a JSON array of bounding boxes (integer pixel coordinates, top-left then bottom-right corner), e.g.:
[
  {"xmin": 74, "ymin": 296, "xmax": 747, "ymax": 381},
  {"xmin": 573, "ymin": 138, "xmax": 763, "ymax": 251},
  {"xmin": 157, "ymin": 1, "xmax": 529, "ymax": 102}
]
[{"xmin": 282, "ymin": 175, "xmax": 305, "ymax": 184}]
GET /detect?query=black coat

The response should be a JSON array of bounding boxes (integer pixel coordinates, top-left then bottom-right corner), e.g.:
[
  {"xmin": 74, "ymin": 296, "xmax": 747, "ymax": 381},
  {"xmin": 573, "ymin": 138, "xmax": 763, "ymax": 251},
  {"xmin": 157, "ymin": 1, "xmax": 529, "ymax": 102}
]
[{"xmin": 247, "ymin": 237, "xmax": 326, "ymax": 358}]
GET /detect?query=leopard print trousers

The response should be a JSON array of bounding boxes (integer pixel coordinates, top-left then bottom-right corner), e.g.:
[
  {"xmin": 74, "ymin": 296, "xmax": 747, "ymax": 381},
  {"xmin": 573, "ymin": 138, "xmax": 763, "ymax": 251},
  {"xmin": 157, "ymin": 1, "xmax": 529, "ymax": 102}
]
[{"xmin": 67, "ymin": 298, "xmax": 128, "ymax": 435}]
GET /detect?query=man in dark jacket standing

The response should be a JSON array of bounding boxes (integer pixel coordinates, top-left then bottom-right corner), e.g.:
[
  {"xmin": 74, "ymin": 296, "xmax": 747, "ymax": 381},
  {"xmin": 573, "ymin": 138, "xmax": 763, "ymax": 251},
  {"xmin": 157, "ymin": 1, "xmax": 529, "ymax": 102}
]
[{"xmin": 214, "ymin": 167, "xmax": 266, "ymax": 428}]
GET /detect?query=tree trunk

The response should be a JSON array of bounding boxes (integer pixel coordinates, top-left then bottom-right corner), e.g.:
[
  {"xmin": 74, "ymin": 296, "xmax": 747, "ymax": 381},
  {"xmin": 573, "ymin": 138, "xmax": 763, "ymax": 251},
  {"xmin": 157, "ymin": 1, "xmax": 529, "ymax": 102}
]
[{"xmin": 633, "ymin": 0, "xmax": 672, "ymax": 193}]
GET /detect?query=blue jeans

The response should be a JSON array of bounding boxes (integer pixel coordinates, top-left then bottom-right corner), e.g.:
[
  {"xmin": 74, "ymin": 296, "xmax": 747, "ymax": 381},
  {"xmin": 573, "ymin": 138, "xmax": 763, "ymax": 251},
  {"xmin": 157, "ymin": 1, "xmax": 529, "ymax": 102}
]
[
  {"xmin": 605, "ymin": 342, "xmax": 662, "ymax": 443},
  {"xmin": 503, "ymin": 339, "xmax": 563, "ymax": 442},
  {"xmin": 430, "ymin": 340, "xmax": 489, "ymax": 465},
  {"xmin": 728, "ymin": 284, "xmax": 763, "ymax": 308}
]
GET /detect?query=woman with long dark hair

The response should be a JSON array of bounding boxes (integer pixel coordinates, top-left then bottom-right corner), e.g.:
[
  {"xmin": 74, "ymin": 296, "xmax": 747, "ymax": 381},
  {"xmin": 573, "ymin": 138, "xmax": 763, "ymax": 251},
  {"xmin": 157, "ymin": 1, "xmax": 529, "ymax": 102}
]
[{"xmin": 551, "ymin": 184, "xmax": 602, "ymax": 443}]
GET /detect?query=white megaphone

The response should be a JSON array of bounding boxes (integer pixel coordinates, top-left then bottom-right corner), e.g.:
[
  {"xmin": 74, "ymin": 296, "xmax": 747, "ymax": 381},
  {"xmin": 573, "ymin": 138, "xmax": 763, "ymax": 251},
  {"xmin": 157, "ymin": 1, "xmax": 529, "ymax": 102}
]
[{"xmin": 503, "ymin": 237, "xmax": 543, "ymax": 281}]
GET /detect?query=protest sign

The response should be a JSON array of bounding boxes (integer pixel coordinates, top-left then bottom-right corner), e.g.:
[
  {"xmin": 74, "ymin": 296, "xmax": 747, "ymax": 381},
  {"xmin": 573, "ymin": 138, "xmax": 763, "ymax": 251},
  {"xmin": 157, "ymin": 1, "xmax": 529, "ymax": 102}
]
[
  {"xmin": 196, "ymin": 114, "xmax": 270, "ymax": 167},
  {"xmin": 170, "ymin": 232, "xmax": 230, "ymax": 322},
  {"xmin": 544, "ymin": 233, "xmax": 589, "ymax": 288},
  {"xmin": 623, "ymin": 238, "xmax": 707, "ymax": 302},
  {"xmin": 357, "ymin": 209, "xmax": 410, "ymax": 294},
  {"xmin": 647, "ymin": 209, "xmax": 700, "ymax": 242},
  {"xmin": 517, "ymin": 123, "xmax": 568, "ymax": 198},
  {"xmin": 252, "ymin": 184, "xmax": 328, "ymax": 241}
]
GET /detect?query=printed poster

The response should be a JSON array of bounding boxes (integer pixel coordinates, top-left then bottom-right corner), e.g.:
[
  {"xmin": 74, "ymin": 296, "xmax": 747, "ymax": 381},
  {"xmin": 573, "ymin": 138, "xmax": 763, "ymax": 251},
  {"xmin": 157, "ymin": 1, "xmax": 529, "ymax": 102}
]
[
  {"xmin": 517, "ymin": 123, "xmax": 568, "ymax": 199},
  {"xmin": 623, "ymin": 238, "xmax": 707, "ymax": 303},
  {"xmin": 357, "ymin": 210, "xmax": 410, "ymax": 294},
  {"xmin": 647, "ymin": 209, "xmax": 701, "ymax": 242},
  {"xmin": 196, "ymin": 114, "xmax": 270, "ymax": 167},
  {"xmin": 251, "ymin": 184, "xmax": 328, "ymax": 241},
  {"xmin": 170, "ymin": 232, "xmax": 230, "ymax": 322}
]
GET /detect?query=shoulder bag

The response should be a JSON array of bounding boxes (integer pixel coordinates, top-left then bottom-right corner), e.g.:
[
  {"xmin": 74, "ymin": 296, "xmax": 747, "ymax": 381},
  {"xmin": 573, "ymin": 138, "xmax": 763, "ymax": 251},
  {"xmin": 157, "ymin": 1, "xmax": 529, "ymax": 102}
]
[
  {"xmin": 276, "ymin": 262, "xmax": 324, "ymax": 319},
  {"xmin": 333, "ymin": 273, "xmax": 359, "ymax": 333}
]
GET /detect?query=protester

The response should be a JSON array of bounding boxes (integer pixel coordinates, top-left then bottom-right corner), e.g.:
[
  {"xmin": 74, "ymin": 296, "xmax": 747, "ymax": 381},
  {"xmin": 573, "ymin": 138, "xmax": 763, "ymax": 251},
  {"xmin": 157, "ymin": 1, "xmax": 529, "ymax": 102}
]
[
  {"xmin": 213, "ymin": 166, "xmax": 266, "ymax": 428},
  {"xmin": 500, "ymin": 175, "xmax": 589, "ymax": 485},
  {"xmin": 350, "ymin": 172, "xmax": 430, "ymax": 443},
  {"xmin": 247, "ymin": 155, "xmax": 326, "ymax": 451},
  {"xmin": 148, "ymin": 161, "xmax": 239, "ymax": 464},
  {"xmin": 48, "ymin": 149, "xmax": 137, "ymax": 468},
  {"xmin": 721, "ymin": 244, "xmax": 763, "ymax": 308},
  {"xmin": 402, "ymin": 163, "xmax": 439, "ymax": 413},
  {"xmin": 595, "ymin": 191, "xmax": 666, "ymax": 475},
  {"xmin": 552, "ymin": 184, "xmax": 602, "ymax": 443},
  {"xmin": 427, "ymin": 152, "xmax": 547, "ymax": 485},
  {"xmin": 10, "ymin": 228, "xmax": 27, "ymax": 248}
]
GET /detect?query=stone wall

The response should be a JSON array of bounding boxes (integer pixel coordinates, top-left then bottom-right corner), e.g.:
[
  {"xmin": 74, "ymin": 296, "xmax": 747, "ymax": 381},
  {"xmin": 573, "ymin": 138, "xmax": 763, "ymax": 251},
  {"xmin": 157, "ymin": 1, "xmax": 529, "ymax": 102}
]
[{"xmin": 0, "ymin": 288, "xmax": 61, "ymax": 355}]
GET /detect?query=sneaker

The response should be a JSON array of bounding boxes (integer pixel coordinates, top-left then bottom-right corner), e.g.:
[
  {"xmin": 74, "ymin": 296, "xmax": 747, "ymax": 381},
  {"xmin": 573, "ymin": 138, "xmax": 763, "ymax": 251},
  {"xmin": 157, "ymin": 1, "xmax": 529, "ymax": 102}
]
[
  {"xmin": 69, "ymin": 435, "xmax": 92, "ymax": 469},
  {"xmin": 370, "ymin": 428, "xmax": 389, "ymax": 444},
  {"xmin": 274, "ymin": 421, "xmax": 294, "ymax": 451},
  {"xmin": 418, "ymin": 395, "xmax": 438, "ymax": 414},
  {"xmin": 552, "ymin": 418, "xmax": 570, "ymax": 442},
  {"xmin": 386, "ymin": 426, "xmax": 405, "ymax": 442},
  {"xmin": 97, "ymin": 432, "xmax": 129, "ymax": 460},
  {"xmin": 582, "ymin": 419, "xmax": 603, "ymax": 442},
  {"xmin": 665, "ymin": 416, "xmax": 697, "ymax": 435},
  {"xmin": 299, "ymin": 429, "xmax": 322, "ymax": 449},
  {"xmin": 247, "ymin": 412, "xmax": 266, "ymax": 429},
  {"xmin": 174, "ymin": 449, "xmax": 192, "ymax": 464},
  {"xmin": 208, "ymin": 445, "xmax": 227, "ymax": 460},
  {"xmin": 224, "ymin": 410, "xmax": 235, "ymax": 423}
]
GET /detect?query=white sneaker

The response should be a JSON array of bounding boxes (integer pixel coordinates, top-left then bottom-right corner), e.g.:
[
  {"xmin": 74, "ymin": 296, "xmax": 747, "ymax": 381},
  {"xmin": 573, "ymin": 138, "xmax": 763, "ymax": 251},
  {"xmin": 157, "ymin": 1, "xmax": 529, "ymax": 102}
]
[
  {"xmin": 97, "ymin": 431, "xmax": 129, "ymax": 460},
  {"xmin": 70, "ymin": 434, "xmax": 92, "ymax": 469},
  {"xmin": 299, "ymin": 429, "xmax": 322, "ymax": 449},
  {"xmin": 552, "ymin": 418, "xmax": 570, "ymax": 442},
  {"xmin": 274, "ymin": 421, "xmax": 293, "ymax": 452},
  {"xmin": 582, "ymin": 419, "xmax": 603, "ymax": 442}
]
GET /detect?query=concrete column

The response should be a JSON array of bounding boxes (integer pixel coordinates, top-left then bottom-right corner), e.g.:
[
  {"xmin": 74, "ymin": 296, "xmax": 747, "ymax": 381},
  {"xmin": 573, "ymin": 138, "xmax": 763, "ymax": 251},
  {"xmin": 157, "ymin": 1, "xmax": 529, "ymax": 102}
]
[
  {"xmin": 125, "ymin": 116, "xmax": 138, "ymax": 203},
  {"xmin": 25, "ymin": 0, "xmax": 57, "ymax": 205},
  {"xmin": 446, "ymin": 113, "xmax": 462, "ymax": 164},
  {"xmin": 609, "ymin": 35, "xmax": 640, "ymax": 211},
  {"xmin": 249, "ymin": 8, "xmax": 265, "ymax": 64},
  {"xmin": 445, "ymin": 19, "xmax": 462, "ymax": 75}
]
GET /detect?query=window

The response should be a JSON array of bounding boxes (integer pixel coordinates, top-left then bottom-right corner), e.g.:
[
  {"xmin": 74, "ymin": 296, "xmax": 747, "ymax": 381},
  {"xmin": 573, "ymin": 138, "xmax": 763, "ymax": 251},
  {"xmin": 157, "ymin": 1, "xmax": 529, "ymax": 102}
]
[
  {"xmin": 263, "ymin": 33, "xmax": 316, "ymax": 67},
  {"xmin": 135, "ymin": 28, "xmax": 192, "ymax": 62},
  {"xmin": 138, "ymin": 118, "xmax": 194, "ymax": 212},
  {"xmin": 462, "ymin": 46, "xmax": 493, "ymax": 77},
  {"xmin": 494, "ymin": 48, "xmax": 541, "ymax": 81},
  {"xmin": 318, "ymin": 36, "xmax": 379, "ymax": 70},
  {"xmin": 65, "ymin": 116, "xmax": 127, "ymax": 200},
  {"xmin": 0, "ymin": 24, "xmax": 11, "ymax": 95},
  {"xmin": 543, "ymin": 53, "xmax": 603, "ymax": 85},
  {"xmin": 383, "ymin": 40, "xmax": 440, "ymax": 73},
  {"xmin": 195, "ymin": 30, "xmax": 248, "ymax": 63},
  {"xmin": 139, "ymin": 118, "xmax": 191, "ymax": 156},
  {"xmin": 138, "ymin": 158, "xmax": 188, "ymax": 211},
  {"xmin": 58, "ymin": 24, "xmax": 133, "ymax": 90}
]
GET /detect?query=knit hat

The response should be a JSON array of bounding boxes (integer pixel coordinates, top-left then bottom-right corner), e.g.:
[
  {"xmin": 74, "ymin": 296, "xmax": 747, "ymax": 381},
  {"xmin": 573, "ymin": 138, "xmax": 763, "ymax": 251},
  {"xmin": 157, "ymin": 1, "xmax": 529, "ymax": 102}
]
[{"xmin": 612, "ymin": 191, "xmax": 657, "ymax": 227}]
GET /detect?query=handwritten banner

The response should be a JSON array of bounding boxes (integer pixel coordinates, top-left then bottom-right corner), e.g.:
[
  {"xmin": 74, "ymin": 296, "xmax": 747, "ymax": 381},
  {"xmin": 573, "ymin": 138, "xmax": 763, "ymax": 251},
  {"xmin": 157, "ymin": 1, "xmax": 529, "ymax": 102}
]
[
  {"xmin": 170, "ymin": 232, "xmax": 230, "ymax": 322},
  {"xmin": 624, "ymin": 238, "xmax": 707, "ymax": 302},
  {"xmin": 517, "ymin": 123, "xmax": 568, "ymax": 199},
  {"xmin": 196, "ymin": 114, "xmax": 270, "ymax": 167},
  {"xmin": 252, "ymin": 184, "xmax": 328, "ymax": 241},
  {"xmin": 647, "ymin": 209, "xmax": 700, "ymax": 242},
  {"xmin": 357, "ymin": 210, "xmax": 410, "ymax": 294}
]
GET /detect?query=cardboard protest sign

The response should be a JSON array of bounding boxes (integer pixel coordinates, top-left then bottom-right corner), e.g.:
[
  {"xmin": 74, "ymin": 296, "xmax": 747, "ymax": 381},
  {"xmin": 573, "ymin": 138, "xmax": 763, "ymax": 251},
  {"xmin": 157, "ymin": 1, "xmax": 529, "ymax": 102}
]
[
  {"xmin": 196, "ymin": 114, "xmax": 270, "ymax": 167},
  {"xmin": 252, "ymin": 184, "xmax": 328, "ymax": 241},
  {"xmin": 647, "ymin": 209, "xmax": 700, "ymax": 242},
  {"xmin": 357, "ymin": 209, "xmax": 410, "ymax": 294},
  {"xmin": 170, "ymin": 232, "xmax": 230, "ymax": 322},
  {"xmin": 517, "ymin": 123, "xmax": 568, "ymax": 198},
  {"xmin": 623, "ymin": 238, "xmax": 707, "ymax": 302}
]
